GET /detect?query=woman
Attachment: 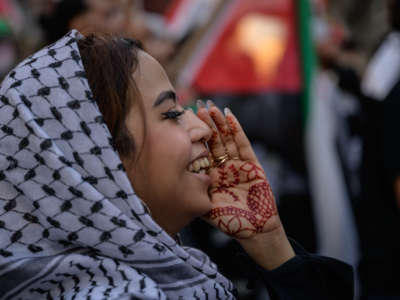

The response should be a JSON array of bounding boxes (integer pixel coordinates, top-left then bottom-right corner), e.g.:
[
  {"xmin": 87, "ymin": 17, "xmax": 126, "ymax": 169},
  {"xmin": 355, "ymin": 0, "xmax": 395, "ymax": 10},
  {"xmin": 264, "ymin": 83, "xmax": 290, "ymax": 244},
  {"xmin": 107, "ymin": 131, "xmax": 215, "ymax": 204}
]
[{"xmin": 0, "ymin": 30, "xmax": 352, "ymax": 299}]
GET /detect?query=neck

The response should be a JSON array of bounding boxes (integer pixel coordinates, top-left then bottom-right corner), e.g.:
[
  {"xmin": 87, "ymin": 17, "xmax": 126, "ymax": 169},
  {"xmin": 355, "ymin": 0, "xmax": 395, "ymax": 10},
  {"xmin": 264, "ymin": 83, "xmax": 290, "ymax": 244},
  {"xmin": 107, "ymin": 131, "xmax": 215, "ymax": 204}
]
[{"xmin": 154, "ymin": 214, "xmax": 189, "ymax": 240}]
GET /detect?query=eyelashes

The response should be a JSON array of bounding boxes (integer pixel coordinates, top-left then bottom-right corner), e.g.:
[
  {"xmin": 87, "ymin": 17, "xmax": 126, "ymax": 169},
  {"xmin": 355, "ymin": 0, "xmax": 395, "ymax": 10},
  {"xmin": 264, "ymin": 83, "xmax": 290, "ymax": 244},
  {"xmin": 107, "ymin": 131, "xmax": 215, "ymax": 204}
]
[{"xmin": 161, "ymin": 109, "xmax": 185, "ymax": 120}]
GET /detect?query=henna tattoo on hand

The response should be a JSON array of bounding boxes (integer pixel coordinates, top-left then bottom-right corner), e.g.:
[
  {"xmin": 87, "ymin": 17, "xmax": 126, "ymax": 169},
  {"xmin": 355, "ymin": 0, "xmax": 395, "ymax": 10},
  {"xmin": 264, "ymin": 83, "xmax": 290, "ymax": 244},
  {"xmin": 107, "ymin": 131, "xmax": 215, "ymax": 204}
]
[
  {"xmin": 210, "ymin": 111, "xmax": 230, "ymax": 137},
  {"xmin": 207, "ymin": 130, "xmax": 219, "ymax": 149},
  {"xmin": 226, "ymin": 115, "xmax": 238, "ymax": 134},
  {"xmin": 207, "ymin": 161, "xmax": 277, "ymax": 238},
  {"xmin": 240, "ymin": 162, "xmax": 265, "ymax": 181}
]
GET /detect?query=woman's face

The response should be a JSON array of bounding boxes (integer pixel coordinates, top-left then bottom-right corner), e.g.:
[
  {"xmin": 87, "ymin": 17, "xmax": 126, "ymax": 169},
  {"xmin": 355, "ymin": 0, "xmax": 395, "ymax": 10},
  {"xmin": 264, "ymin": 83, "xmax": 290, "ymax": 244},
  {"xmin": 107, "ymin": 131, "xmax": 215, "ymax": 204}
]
[{"xmin": 124, "ymin": 51, "xmax": 212, "ymax": 236}]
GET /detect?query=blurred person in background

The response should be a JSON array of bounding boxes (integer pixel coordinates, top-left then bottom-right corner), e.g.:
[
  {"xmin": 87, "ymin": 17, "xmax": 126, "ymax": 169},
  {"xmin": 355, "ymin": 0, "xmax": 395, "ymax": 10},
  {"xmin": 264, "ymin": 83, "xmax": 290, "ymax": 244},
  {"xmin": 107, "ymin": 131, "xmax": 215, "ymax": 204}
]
[
  {"xmin": 39, "ymin": 0, "xmax": 133, "ymax": 43},
  {"xmin": 319, "ymin": 0, "xmax": 400, "ymax": 298},
  {"xmin": 39, "ymin": 0, "xmax": 175, "ymax": 65},
  {"xmin": 357, "ymin": 0, "xmax": 400, "ymax": 298}
]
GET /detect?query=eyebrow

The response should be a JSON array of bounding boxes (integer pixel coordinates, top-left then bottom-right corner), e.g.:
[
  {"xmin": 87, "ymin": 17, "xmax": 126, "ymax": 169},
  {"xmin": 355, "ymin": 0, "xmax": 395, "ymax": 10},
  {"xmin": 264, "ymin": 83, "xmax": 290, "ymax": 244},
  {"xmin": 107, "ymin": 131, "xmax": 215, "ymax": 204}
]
[{"xmin": 153, "ymin": 90, "xmax": 177, "ymax": 107}]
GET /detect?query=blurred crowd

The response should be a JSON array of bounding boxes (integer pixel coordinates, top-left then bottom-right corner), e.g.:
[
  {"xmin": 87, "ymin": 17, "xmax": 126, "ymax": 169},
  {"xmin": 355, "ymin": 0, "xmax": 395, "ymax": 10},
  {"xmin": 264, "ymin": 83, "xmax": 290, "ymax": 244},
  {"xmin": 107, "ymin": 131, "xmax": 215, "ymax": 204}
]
[{"xmin": 1, "ymin": 0, "xmax": 399, "ymax": 299}]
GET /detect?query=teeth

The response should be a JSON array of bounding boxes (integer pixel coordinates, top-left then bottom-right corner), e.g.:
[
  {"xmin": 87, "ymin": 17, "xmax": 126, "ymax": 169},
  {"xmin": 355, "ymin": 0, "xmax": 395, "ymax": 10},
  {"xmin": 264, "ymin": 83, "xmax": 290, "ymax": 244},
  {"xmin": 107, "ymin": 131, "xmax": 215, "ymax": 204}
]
[
  {"xmin": 188, "ymin": 157, "xmax": 210, "ymax": 173},
  {"xmin": 193, "ymin": 160, "xmax": 200, "ymax": 172},
  {"xmin": 200, "ymin": 159, "xmax": 206, "ymax": 169},
  {"xmin": 205, "ymin": 158, "xmax": 210, "ymax": 167}
]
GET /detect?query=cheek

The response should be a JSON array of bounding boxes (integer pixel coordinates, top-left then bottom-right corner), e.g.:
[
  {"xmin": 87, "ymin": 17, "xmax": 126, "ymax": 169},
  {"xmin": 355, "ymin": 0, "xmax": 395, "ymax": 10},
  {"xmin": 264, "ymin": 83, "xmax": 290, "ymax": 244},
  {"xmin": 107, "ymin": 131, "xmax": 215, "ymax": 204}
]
[{"xmin": 146, "ymin": 127, "xmax": 191, "ymax": 172}]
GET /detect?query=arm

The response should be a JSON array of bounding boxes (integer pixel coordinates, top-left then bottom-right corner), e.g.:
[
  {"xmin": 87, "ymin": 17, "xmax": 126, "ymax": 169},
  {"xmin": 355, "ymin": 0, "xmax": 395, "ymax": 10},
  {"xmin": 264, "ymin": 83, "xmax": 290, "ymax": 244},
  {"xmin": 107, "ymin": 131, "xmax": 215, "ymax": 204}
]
[
  {"xmin": 259, "ymin": 238, "xmax": 354, "ymax": 300},
  {"xmin": 237, "ymin": 224, "xmax": 294, "ymax": 271}
]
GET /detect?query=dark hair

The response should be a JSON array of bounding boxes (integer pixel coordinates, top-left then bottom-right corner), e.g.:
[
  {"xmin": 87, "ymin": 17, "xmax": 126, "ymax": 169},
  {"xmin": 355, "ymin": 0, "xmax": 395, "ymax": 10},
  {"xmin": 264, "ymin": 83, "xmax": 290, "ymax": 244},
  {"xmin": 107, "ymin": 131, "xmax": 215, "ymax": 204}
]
[
  {"xmin": 40, "ymin": 0, "xmax": 88, "ymax": 43},
  {"xmin": 77, "ymin": 34, "xmax": 143, "ymax": 158}
]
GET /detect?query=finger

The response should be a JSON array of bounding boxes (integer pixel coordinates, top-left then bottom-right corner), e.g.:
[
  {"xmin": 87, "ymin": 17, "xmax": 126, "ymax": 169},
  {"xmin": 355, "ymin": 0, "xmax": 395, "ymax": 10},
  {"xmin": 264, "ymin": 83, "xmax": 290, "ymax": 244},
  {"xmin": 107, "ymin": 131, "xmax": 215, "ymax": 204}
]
[
  {"xmin": 208, "ymin": 105, "xmax": 240, "ymax": 159},
  {"xmin": 224, "ymin": 108, "xmax": 256, "ymax": 161},
  {"xmin": 196, "ymin": 100, "xmax": 226, "ymax": 158}
]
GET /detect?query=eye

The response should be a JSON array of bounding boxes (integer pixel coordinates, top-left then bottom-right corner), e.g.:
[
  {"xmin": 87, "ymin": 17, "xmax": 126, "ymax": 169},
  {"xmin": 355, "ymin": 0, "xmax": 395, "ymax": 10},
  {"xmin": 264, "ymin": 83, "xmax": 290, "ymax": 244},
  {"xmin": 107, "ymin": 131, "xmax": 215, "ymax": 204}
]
[{"xmin": 161, "ymin": 109, "xmax": 185, "ymax": 120}]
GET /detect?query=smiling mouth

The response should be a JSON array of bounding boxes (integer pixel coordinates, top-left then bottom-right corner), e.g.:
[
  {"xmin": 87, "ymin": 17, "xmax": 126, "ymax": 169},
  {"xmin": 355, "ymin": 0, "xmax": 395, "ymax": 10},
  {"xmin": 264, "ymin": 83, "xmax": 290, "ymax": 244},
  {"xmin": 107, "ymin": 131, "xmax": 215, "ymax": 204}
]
[{"xmin": 187, "ymin": 157, "xmax": 210, "ymax": 174}]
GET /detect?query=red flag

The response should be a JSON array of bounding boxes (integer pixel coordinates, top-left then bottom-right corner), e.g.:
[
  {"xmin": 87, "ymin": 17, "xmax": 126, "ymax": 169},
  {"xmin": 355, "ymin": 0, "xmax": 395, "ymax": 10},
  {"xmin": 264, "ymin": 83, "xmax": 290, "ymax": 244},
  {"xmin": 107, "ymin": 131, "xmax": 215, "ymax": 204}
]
[{"xmin": 179, "ymin": 0, "xmax": 301, "ymax": 94}]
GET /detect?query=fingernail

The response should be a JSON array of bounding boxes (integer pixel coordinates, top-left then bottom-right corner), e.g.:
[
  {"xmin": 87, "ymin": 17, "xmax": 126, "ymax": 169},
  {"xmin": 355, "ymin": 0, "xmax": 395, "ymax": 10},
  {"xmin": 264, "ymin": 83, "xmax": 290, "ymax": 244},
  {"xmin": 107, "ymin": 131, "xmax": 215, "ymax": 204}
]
[
  {"xmin": 196, "ymin": 99, "xmax": 206, "ymax": 109},
  {"xmin": 206, "ymin": 99, "xmax": 215, "ymax": 108},
  {"xmin": 224, "ymin": 107, "xmax": 232, "ymax": 116}
]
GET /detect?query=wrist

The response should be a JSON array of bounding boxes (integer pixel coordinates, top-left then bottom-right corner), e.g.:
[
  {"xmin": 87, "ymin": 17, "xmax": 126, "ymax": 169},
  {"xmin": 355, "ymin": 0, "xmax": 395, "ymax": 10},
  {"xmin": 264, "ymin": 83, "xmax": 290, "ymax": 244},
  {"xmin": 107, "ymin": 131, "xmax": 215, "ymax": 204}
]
[{"xmin": 237, "ymin": 223, "xmax": 295, "ymax": 270}]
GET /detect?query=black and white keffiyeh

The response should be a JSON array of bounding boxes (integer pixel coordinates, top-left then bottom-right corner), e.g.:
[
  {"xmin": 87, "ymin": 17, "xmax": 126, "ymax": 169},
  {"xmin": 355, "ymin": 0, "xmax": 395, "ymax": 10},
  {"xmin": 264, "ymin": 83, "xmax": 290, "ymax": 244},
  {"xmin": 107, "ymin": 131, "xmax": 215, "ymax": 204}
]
[{"xmin": 0, "ymin": 30, "xmax": 235, "ymax": 299}]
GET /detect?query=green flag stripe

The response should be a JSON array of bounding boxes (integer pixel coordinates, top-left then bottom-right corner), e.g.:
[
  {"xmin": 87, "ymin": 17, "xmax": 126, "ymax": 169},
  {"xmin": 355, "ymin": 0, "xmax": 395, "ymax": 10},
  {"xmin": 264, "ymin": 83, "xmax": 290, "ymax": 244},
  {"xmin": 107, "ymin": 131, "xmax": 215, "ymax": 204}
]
[{"xmin": 297, "ymin": 0, "xmax": 316, "ymax": 126}]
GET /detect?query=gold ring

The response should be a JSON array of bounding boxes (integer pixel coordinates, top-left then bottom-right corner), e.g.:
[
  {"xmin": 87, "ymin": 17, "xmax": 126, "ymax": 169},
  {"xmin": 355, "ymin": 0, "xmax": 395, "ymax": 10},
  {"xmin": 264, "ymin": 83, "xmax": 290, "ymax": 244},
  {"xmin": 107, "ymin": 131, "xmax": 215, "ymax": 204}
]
[
  {"xmin": 214, "ymin": 153, "xmax": 230, "ymax": 167},
  {"xmin": 231, "ymin": 156, "xmax": 240, "ymax": 160}
]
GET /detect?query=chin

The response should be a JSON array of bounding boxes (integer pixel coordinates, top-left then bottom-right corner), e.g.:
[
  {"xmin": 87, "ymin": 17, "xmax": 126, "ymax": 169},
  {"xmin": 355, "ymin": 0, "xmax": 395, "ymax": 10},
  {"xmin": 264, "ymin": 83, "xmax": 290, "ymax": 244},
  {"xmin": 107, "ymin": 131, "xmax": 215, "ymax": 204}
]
[
  {"xmin": 179, "ymin": 178, "xmax": 212, "ymax": 219},
  {"xmin": 191, "ymin": 194, "xmax": 212, "ymax": 218}
]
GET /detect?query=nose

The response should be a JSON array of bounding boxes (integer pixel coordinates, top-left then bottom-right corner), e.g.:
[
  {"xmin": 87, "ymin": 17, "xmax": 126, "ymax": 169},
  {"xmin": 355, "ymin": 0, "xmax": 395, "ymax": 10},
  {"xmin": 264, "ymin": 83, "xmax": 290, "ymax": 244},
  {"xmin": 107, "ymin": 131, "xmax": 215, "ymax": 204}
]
[{"xmin": 185, "ymin": 109, "xmax": 212, "ymax": 143}]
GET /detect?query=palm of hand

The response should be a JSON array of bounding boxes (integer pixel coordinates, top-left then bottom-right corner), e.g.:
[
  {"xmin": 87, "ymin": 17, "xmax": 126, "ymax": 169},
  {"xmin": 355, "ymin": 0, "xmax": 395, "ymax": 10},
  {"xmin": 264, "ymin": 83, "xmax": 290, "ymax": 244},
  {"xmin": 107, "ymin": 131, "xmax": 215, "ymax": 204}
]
[{"xmin": 207, "ymin": 160, "xmax": 277, "ymax": 239}]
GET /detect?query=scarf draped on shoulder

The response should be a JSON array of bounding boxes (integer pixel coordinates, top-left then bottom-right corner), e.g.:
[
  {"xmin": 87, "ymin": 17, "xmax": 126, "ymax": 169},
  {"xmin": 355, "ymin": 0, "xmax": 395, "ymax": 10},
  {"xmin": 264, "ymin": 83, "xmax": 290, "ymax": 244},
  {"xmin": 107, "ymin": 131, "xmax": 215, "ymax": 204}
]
[{"xmin": 0, "ymin": 30, "xmax": 234, "ymax": 300}]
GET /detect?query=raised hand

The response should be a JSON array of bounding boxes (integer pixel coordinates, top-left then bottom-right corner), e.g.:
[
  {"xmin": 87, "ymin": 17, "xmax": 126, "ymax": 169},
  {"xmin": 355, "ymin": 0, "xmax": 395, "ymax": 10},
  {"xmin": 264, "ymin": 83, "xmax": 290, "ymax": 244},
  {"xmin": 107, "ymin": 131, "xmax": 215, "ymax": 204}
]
[{"xmin": 197, "ymin": 102, "xmax": 281, "ymax": 240}]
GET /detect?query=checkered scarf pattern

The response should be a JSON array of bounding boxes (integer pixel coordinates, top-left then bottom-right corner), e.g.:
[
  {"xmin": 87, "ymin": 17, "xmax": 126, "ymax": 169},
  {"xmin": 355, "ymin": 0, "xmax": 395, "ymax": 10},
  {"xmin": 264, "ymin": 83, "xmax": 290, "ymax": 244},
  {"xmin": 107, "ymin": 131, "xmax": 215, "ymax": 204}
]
[{"xmin": 0, "ymin": 30, "xmax": 234, "ymax": 300}]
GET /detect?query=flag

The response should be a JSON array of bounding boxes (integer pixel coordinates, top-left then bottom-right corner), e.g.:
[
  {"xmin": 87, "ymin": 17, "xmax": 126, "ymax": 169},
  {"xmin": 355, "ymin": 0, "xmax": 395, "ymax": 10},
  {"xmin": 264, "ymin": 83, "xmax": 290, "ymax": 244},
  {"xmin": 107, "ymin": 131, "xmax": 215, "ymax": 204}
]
[{"xmin": 301, "ymin": 0, "xmax": 359, "ymax": 267}]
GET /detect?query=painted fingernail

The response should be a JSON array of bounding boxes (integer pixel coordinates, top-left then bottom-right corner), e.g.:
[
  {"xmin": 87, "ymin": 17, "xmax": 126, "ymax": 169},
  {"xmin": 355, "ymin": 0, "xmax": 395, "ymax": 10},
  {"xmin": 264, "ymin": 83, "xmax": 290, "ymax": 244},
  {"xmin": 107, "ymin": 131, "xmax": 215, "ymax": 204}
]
[
  {"xmin": 196, "ymin": 99, "xmax": 206, "ymax": 109},
  {"xmin": 206, "ymin": 99, "xmax": 215, "ymax": 108},
  {"xmin": 224, "ymin": 107, "xmax": 232, "ymax": 116}
]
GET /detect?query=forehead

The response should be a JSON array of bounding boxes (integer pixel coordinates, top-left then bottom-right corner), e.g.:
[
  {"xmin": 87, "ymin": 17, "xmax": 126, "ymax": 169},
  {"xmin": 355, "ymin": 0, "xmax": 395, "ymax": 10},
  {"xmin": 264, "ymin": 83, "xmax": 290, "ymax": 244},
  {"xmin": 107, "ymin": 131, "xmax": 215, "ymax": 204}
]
[{"xmin": 133, "ymin": 51, "xmax": 174, "ymax": 106}]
